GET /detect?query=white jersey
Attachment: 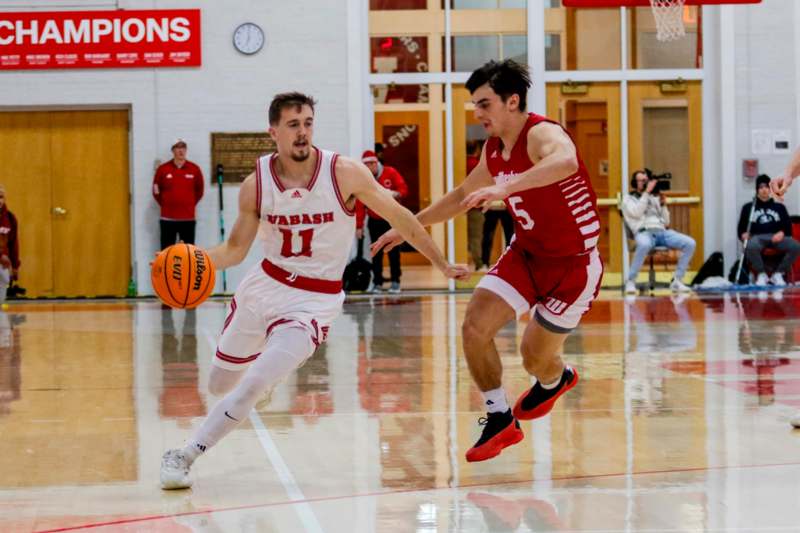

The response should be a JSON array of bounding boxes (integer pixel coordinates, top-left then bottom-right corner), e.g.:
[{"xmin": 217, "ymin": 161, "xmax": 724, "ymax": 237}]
[{"xmin": 256, "ymin": 147, "xmax": 356, "ymax": 282}]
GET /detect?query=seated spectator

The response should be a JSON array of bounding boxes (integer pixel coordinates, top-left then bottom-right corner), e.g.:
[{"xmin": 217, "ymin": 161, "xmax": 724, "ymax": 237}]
[
  {"xmin": 0, "ymin": 186, "xmax": 20, "ymax": 304},
  {"xmin": 737, "ymin": 174, "xmax": 800, "ymax": 287},
  {"xmin": 622, "ymin": 170, "xmax": 695, "ymax": 294}
]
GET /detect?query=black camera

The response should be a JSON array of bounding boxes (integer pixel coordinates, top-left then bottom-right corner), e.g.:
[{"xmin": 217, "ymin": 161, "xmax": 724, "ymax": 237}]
[{"xmin": 646, "ymin": 169, "xmax": 672, "ymax": 193}]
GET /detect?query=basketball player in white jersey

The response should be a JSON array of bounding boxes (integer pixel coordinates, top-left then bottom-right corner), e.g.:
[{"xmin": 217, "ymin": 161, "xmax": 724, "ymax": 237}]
[
  {"xmin": 770, "ymin": 144, "xmax": 800, "ymax": 429},
  {"xmin": 160, "ymin": 92, "xmax": 469, "ymax": 489}
]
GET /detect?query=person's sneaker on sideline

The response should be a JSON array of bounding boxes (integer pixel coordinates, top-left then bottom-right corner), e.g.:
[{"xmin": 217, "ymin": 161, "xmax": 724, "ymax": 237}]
[
  {"xmin": 770, "ymin": 272, "xmax": 786, "ymax": 287},
  {"xmin": 670, "ymin": 278, "xmax": 691, "ymax": 293},
  {"xmin": 513, "ymin": 367, "xmax": 579, "ymax": 421},
  {"xmin": 465, "ymin": 409, "xmax": 524, "ymax": 462},
  {"xmin": 389, "ymin": 281, "xmax": 401, "ymax": 294},
  {"xmin": 625, "ymin": 280, "xmax": 637, "ymax": 295},
  {"xmin": 755, "ymin": 272, "xmax": 769, "ymax": 287}
]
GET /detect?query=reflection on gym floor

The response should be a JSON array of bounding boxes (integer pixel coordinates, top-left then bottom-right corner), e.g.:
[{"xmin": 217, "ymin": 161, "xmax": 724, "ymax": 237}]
[{"xmin": 1, "ymin": 292, "xmax": 799, "ymax": 532}]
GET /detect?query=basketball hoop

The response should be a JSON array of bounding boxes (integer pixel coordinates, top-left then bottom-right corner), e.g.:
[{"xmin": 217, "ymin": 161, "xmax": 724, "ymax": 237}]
[
  {"xmin": 563, "ymin": 0, "xmax": 762, "ymax": 43},
  {"xmin": 650, "ymin": 0, "xmax": 687, "ymax": 42}
]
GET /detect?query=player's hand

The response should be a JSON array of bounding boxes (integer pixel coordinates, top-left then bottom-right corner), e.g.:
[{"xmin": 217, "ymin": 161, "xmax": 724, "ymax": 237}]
[
  {"xmin": 771, "ymin": 175, "xmax": 792, "ymax": 200},
  {"xmin": 772, "ymin": 231, "xmax": 785, "ymax": 243},
  {"xmin": 441, "ymin": 263, "xmax": 471, "ymax": 281},
  {"xmin": 741, "ymin": 232, "xmax": 750, "ymax": 242},
  {"xmin": 356, "ymin": 228, "xmax": 363, "ymax": 240},
  {"xmin": 371, "ymin": 228, "xmax": 404, "ymax": 255},
  {"xmin": 462, "ymin": 184, "xmax": 509, "ymax": 212}
]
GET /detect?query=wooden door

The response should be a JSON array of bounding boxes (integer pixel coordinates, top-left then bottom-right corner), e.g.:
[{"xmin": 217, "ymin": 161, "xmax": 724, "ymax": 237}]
[
  {"xmin": 0, "ymin": 110, "xmax": 130, "ymax": 298},
  {"xmin": 0, "ymin": 112, "xmax": 55, "ymax": 297},
  {"xmin": 374, "ymin": 111, "xmax": 430, "ymax": 265},
  {"xmin": 567, "ymin": 101, "xmax": 611, "ymax": 265},
  {"xmin": 547, "ymin": 83, "xmax": 622, "ymax": 273},
  {"xmin": 50, "ymin": 111, "xmax": 130, "ymax": 297},
  {"xmin": 628, "ymin": 81, "xmax": 703, "ymax": 270}
]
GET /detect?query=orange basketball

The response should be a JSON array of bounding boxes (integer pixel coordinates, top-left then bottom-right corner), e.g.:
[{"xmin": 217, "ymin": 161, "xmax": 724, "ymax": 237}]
[{"xmin": 151, "ymin": 244, "xmax": 215, "ymax": 309}]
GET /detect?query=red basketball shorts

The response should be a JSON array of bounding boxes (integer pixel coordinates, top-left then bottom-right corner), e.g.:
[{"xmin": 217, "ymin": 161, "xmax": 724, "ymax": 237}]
[{"xmin": 476, "ymin": 246, "xmax": 603, "ymax": 332}]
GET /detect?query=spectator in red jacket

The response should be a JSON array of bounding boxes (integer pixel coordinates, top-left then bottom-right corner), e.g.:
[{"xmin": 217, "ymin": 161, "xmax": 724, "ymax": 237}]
[
  {"xmin": 356, "ymin": 150, "xmax": 409, "ymax": 293},
  {"xmin": 0, "ymin": 186, "xmax": 20, "ymax": 303},
  {"xmin": 152, "ymin": 139, "xmax": 204, "ymax": 250}
]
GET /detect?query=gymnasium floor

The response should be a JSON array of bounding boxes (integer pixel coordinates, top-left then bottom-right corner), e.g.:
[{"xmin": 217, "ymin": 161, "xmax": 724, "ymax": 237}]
[{"xmin": 1, "ymin": 291, "xmax": 799, "ymax": 532}]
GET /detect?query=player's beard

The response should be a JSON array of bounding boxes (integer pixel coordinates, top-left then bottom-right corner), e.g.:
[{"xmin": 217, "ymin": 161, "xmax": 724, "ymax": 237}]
[{"xmin": 291, "ymin": 141, "xmax": 310, "ymax": 162}]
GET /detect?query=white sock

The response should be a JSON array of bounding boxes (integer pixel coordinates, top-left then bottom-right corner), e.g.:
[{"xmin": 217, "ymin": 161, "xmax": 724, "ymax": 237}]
[
  {"xmin": 540, "ymin": 366, "xmax": 567, "ymax": 390},
  {"xmin": 181, "ymin": 440, "xmax": 206, "ymax": 464},
  {"xmin": 482, "ymin": 387, "xmax": 509, "ymax": 413},
  {"xmin": 186, "ymin": 327, "xmax": 316, "ymax": 453}
]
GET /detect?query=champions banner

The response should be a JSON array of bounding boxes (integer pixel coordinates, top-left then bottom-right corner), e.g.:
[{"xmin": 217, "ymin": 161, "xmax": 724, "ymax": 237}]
[{"xmin": 0, "ymin": 9, "xmax": 201, "ymax": 70}]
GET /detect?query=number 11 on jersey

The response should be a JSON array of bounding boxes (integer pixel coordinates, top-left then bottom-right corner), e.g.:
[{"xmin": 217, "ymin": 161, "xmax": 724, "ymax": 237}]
[{"xmin": 279, "ymin": 228, "xmax": 314, "ymax": 257}]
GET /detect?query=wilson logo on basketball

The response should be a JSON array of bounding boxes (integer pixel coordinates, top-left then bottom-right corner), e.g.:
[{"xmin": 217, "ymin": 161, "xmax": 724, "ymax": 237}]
[{"xmin": 193, "ymin": 249, "xmax": 207, "ymax": 291}]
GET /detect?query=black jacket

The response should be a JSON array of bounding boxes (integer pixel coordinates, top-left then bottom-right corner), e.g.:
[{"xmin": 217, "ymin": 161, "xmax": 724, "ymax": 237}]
[{"xmin": 737, "ymin": 198, "xmax": 792, "ymax": 238}]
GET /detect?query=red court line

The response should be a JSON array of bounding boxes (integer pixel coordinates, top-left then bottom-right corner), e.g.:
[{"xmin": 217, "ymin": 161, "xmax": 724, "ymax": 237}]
[{"xmin": 34, "ymin": 460, "xmax": 800, "ymax": 532}]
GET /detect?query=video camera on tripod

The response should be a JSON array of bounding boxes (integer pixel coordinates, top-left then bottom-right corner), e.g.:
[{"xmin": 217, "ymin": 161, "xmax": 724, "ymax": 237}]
[{"xmin": 645, "ymin": 168, "xmax": 672, "ymax": 194}]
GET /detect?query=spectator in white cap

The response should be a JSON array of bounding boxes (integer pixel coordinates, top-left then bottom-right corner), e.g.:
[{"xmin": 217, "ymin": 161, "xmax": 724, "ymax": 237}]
[{"xmin": 152, "ymin": 138, "xmax": 204, "ymax": 250}]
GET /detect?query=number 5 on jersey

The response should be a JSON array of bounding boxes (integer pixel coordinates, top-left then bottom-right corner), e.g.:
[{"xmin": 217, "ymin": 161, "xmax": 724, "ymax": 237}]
[
  {"xmin": 279, "ymin": 228, "xmax": 314, "ymax": 257},
  {"xmin": 508, "ymin": 196, "xmax": 534, "ymax": 230}
]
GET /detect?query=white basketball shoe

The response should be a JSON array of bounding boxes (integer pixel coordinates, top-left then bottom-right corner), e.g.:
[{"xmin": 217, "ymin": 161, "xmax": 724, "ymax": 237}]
[
  {"xmin": 770, "ymin": 272, "xmax": 786, "ymax": 287},
  {"xmin": 160, "ymin": 449, "xmax": 194, "ymax": 490}
]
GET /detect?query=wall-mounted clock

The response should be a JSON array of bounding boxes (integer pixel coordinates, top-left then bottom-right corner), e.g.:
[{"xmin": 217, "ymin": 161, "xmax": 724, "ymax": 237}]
[{"xmin": 233, "ymin": 23, "xmax": 265, "ymax": 55}]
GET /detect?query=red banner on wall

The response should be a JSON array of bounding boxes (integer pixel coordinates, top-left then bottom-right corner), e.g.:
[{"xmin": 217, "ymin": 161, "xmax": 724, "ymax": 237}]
[{"xmin": 0, "ymin": 9, "xmax": 201, "ymax": 70}]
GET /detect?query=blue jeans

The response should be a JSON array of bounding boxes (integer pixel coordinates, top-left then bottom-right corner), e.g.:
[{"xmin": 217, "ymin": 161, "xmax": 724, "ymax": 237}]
[{"xmin": 629, "ymin": 229, "xmax": 696, "ymax": 282}]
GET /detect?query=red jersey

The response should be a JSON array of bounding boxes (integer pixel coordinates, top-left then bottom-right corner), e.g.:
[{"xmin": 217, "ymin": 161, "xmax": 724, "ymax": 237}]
[
  {"xmin": 355, "ymin": 165, "xmax": 409, "ymax": 228},
  {"xmin": 486, "ymin": 113, "xmax": 600, "ymax": 257},
  {"xmin": 0, "ymin": 207, "xmax": 19, "ymax": 270},
  {"xmin": 152, "ymin": 160, "xmax": 204, "ymax": 220}
]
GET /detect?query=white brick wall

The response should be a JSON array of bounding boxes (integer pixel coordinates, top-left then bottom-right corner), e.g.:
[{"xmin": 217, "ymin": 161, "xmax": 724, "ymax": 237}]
[
  {"xmin": 0, "ymin": 0, "xmax": 352, "ymax": 295},
  {"xmin": 734, "ymin": 0, "xmax": 798, "ymax": 215}
]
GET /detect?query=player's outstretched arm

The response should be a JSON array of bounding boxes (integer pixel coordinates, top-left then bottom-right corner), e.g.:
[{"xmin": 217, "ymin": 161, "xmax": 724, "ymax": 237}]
[
  {"xmin": 206, "ymin": 173, "xmax": 260, "ymax": 270},
  {"xmin": 371, "ymin": 146, "xmax": 494, "ymax": 254},
  {"xmin": 462, "ymin": 122, "xmax": 578, "ymax": 209},
  {"xmin": 415, "ymin": 146, "xmax": 495, "ymax": 226},
  {"xmin": 337, "ymin": 157, "xmax": 470, "ymax": 280},
  {"xmin": 773, "ymin": 145, "xmax": 800, "ymax": 199}
]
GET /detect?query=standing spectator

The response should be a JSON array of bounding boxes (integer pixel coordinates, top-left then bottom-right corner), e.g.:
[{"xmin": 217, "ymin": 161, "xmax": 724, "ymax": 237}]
[
  {"xmin": 356, "ymin": 150, "xmax": 409, "ymax": 293},
  {"xmin": 153, "ymin": 139, "xmax": 204, "ymax": 250},
  {"xmin": 737, "ymin": 174, "xmax": 800, "ymax": 287},
  {"xmin": 480, "ymin": 200, "xmax": 514, "ymax": 272},
  {"xmin": 0, "ymin": 186, "xmax": 19, "ymax": 304},
  {"xmin": 466, "ymin": 141, "xmax": 485, "ymax": 271}
]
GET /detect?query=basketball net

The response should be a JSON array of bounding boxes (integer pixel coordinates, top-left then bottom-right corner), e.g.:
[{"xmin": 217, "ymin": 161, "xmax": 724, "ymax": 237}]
[{"xmin": 650, "ymin": 0, "xmax": 686, "ymax": 42}]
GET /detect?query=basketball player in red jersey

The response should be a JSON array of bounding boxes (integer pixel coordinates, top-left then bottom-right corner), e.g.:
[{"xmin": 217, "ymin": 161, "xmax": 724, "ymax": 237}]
[
  {"xmin": 373, "ymin": 60, "xmax": 603, "ymax": 462},
  {"xmin": 160, "ymin": 93, "xmax": 469, "ymax": 489}
]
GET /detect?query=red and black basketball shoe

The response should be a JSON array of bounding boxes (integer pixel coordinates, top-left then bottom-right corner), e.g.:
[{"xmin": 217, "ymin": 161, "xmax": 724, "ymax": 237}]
[
  {"xmin": 512, "ymin": 366, "xmax": 579, "ymax": 421},
  {"xmin": 465, "ymin": 409, "xmax": 524, "ymax": 463}
]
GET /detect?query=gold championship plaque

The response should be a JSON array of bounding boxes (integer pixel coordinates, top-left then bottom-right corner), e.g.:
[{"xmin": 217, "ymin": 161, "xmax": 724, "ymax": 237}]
[{"xmin": 211, "ymin": 132, "xmax": 276, "ymax": 183}]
